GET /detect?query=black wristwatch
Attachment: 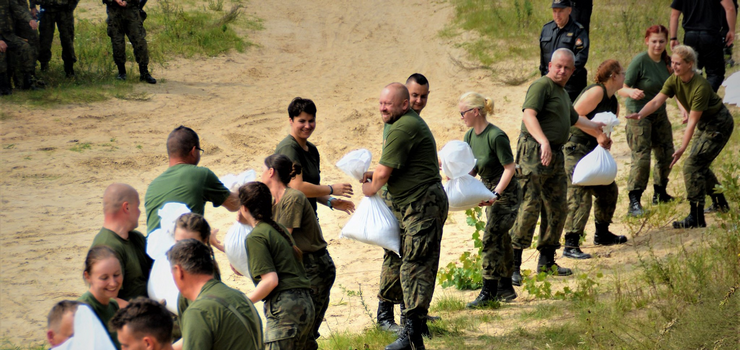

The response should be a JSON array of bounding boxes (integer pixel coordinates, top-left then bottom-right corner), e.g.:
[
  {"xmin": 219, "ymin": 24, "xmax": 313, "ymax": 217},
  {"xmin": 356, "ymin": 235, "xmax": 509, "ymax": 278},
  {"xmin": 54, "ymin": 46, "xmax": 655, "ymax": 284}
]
[{"xmin": 492, "ymin": 191, "xmax": 500, "ymax": 200}]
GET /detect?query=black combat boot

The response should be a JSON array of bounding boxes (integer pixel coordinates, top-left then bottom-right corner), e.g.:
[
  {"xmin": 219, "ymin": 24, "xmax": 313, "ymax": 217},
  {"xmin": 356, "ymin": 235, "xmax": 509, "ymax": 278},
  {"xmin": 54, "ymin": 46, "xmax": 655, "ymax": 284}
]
[
  {"xmin": 512, "ymin": 248, "xmax": 523, "ymax": 286},
  {"xmin": 0, "ymin": 73, "xmax": 11, "ymax": 95},
  {"xmin": 594, "ymin": 222, "xmax": 628, "ymax": 246},
  {"xmin": 466, "ymin": 278, "xmax": 498, "ymax": 309},
  {"xmin": 537, "ymin": 248, "xmax": 572, "ymax": 276},
  {"xmin": 385, "ymin": 317, "xmax": 426, "ymax": 350},
  {"xmin": 64, "ymin": 61, "xmax": 75, "ymax": 77},
  {"xmin": 19, "ymin": 73, "xmax": 41, "ymax": 90},
  {"xmin": 377, "ymin": 300, "xmax": 402, "ymax": 333},
  {"xmin": 562, "ymin": 232, "xmax": 592, "ymax": 259},
  {"xmin": 652, "ymin": 184, "xmax": 675, "ymax": 204},
  {"xmin": 139, "ymin": 65, "xmax": 157, "ymax": 84},
  {"xmin": 673, "ymin": 202, "xmax": 707, "ymax": 229},
  {"xmin": 116, "ymin": 64, "xmax": 127, "ymax": 80},
  {"xmin": 628, "ymin": 190, "xmax": 645, "ymax": 217},
  {"xmin": 705, "ymin": 193, "xmax": 730, "ymax": 213},
  {"xmin": 496, "ymin": 276, "xmax": 517, "ymax": 302}
]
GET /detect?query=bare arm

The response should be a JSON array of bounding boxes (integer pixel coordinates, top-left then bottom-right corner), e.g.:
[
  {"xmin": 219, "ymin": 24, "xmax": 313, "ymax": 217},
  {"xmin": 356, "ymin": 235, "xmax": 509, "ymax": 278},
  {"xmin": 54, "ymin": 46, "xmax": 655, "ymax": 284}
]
[
  {"xmin": 361, "ymin": 165, "xmax": 393, "ymax": 196},
  {"xmin": 670, "ymin": 9, "xmax": 681, "ymax": 49},
  {"xmin": 248, "ymin": 272, "xmax": 278, "ymax": 303},
  {"xmin": 722, "ymin": 0, "xmax": 737, "ymax": 46},
  {"xmin": 670, "ymin": 110, "xmax": 702, "ymax": 168},
  {"xmin": 221, "ymin": 192, "xmax": 240, "ymax": 212},
  {"xmin": 626, "ymin": 93, "xmax": 671, "ymax": 120},
  {"xmin": 494, "ymin": 162, "xmax": 516, "ymax": 194},
  {"xmin": 288, "ymin": 172, "xmax": 353, "ymax": 200},
  {"xmin": 522, "ymin": 108, "xmax": 552, "ymax": 166},
  {"xmin": 676, "ymin": 98, "xmax": 689, "ymax": 124},
  {"xmin": 618, "ymin": 83, "xmax": 645, "ymax": 100}
]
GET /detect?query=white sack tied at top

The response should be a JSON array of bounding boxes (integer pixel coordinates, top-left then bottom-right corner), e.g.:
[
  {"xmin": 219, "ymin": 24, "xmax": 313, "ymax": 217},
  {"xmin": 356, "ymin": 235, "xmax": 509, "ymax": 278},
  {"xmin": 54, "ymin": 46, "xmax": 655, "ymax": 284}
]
[
  {"xmin": 335, "ymin": 149, "xmax": 401, "ymax": 254},
  {"xmin": 571, "ymin": 112, "xmax": 619, "ymax": 186},
  {"xmin": 219, "ymin": 169, "xmax": 257, "ymax": 192},
  {"xmin": 438, "ymin": 140, "xmax": 495, "ymax": 211}
]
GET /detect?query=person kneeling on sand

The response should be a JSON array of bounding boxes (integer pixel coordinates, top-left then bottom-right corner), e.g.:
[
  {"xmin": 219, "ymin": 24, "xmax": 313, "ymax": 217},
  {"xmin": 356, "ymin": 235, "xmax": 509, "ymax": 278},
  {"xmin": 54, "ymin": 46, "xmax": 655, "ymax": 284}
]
[{"xmin": 110, "ymin": 297, "xmax": 174, "ymax": 350}]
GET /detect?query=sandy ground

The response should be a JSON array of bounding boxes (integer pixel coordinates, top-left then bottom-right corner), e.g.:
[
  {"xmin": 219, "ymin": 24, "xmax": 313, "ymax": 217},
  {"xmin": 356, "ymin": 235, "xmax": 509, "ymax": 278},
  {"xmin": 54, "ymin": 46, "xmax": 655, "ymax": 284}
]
[{"xmin": 0, "ymin": 0, "xmax": 721, "ymax": 346}]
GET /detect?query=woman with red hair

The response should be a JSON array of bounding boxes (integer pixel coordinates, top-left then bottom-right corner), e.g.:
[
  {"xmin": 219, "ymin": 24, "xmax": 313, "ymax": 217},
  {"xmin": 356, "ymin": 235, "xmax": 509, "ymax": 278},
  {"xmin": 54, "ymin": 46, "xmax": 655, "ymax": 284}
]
[{"xmin": 619, "ymin": 25, "xmax": 686, "ymax": 217}]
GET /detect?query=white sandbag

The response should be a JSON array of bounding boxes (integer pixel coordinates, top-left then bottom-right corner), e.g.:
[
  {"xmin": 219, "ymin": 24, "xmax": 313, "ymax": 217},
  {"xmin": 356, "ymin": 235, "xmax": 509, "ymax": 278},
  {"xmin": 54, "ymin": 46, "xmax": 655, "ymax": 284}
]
[
  {"xmin": 225, "ymin": 221, "xmax": 253, "ymax": 277},
  {"xmin": 146, "ymin": 202, "xmax": 191, "ymax": 259},
  {"xmin": 339, "ymin": 194, "xmax": 401, "ymax": 254},
  {"xmin": 335, "ymin": 149, "xmax": 401, "ymax": 253},
  {"xmin": 722, "ymin": 71, "xmax": 740, "ymax": 105},
  {"xmin": 147, "ymin": 258, "xmax": 180, "ymax": 314},
  {"xmin": 591, "ymin": 112, "xmax": 620, "ymax": 135},
  {"xmin": 53, "ymin": 304, "xmax": 116, "ymax": 350},
  {"xmin": 336, "ymin": 149, "xmax": 372, "ymax": 181},
  {"xmin": 220, "ymin": 169, "xmax": 257, "ymax": 192},
  {"xmin": 438, "ymin": 141, "xmax": 495, "ymax": 211},
  {"xmin": 572, "ymin": 145, "xmax": 617, "ymax": 186}
]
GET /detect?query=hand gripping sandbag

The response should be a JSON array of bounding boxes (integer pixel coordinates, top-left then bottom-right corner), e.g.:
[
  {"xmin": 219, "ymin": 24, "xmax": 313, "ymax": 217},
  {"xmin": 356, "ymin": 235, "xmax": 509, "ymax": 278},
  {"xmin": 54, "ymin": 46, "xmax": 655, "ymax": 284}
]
[
  {"xmin": 591, "ymin": 112, "xmax": 620, "ymax": 135},
  {"xmin": 54, "ymin": 304, "xmax": 116, "ymax": 350},
  {"xmin": 146, "ymin": 202, "xmax": 191, "ymax": 259},
  {"xmin": 225, "ymin": 221, "xmax": 253, "ymax": 277},
  {"xmin": 572, "ymin": 145, "xmax": 618, "ymax": 186},
  {"xmin": 147, "ymin": 258, "xmax": 180, "ymax": 314},
  {"xmin": 336, "ymin": 149, "xmax": 400, "ymax": 254},
  {"xmin": 439, "ymin": 140, "xmax": 495, "ymax": 211}
]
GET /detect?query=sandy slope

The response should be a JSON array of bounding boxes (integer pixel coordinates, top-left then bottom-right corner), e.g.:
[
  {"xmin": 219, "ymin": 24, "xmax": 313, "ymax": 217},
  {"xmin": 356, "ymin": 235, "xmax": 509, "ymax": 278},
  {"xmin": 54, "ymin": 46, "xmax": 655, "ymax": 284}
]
[{"xmin": 0, "ymin": 0, "xmax": 699, "ymax": 345}]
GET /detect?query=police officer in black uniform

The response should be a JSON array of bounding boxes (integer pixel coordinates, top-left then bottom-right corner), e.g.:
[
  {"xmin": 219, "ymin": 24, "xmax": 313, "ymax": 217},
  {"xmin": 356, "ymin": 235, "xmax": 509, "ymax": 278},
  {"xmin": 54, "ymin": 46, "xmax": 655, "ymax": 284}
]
[
  {"xmin": 539, "ymin": 0, "xmax": 589, "ymax": 102},
  {"xmin": 670, "ymin": 0, "xmax": 737, "ymax": 92}
]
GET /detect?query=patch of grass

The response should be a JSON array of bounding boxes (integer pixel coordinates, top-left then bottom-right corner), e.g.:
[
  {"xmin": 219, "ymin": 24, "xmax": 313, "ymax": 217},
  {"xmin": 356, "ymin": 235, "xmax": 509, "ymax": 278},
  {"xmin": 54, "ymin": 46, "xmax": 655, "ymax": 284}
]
[
  {"xmin": 69, "ymin": 142, "xmax": 92, "ymax": 153},
  {"xmin": 318, "ymin": 327, "xmax": 397, "ymax": 350},
  {"xmin": 519, "ymin": 303, "xmax": 559, "ymax": 321},
  {"xmin": 5, "ymin": 0, "xmax": 262, "ymax": 107},
  {"xmin": 429, "ymin": 294, "xmax": 466, "ymax": 312},
  {"xmin": 0, "ymin": 340, "xmax": 45, "ymax": 350},
  {"xmin": 3, "ymin": 144, "xmax": 15, "ymax": 149}
]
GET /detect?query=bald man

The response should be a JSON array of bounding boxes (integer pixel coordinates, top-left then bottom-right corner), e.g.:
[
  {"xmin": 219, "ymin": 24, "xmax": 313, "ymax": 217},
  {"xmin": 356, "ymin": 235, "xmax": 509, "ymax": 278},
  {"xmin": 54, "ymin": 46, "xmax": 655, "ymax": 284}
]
[
  {"xmin": 91, "ymin": 183, "xmax": 152, "ymax": 301},
  {"xmin": 145, "ymin": 125, "xmax": 239, "ymax": 234},
  {"xmin": 363, "ymin": 83, "xmax": 447, "ymax": 350}
]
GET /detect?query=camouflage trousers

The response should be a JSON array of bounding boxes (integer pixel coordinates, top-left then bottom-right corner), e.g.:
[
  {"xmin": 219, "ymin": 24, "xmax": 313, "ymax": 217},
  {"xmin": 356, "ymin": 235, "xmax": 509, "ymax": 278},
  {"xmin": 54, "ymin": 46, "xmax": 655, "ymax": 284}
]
[
  {"xmin": 1, "ymin": 33, "xmax": 34, "ymax": 74},
  {"xmin": 683, "ymin": 108, "xmax": 734, "ymax": 204},
  {"xmin": 0, "ymin": 51, "xmax": 6, "ymax": 74},
  {"xmin": 393, "ymin": 182, "xmax": 448, "ymax": 320},
  {"xmin": 302, "ymin": 248, "xmax": 335, "ymax": 341},
  {"xmin": 377, "ymin": 185, "xmax": 404, "ymax": 304},
  {"xmin": 13, "ymin": 16, "xmax": 38, "ymax": 66},
  {"xmin": 510, "ymin": 133, "xmax": 568, "ymax": 251},
  {"xmin": 38, "ymin": 9, "xmax": 76, "ymax": 65},
  {"xmin": 626, "ymin": 109, "xmax": 675, "ymax": 192},
  {"xmin": 106, "ymin": 4, "xmax": 149, "ymax": 67},
  {"xmin": 264, "ymin": 288, "xmax": 317, "ymax": 350},
  {"xmin": 564, "ymin": 138, "xmax": 618, "ymax": 236},
  {"xmin": 480, "ymin": 176, "xmax": 520, "ymax": 280}
]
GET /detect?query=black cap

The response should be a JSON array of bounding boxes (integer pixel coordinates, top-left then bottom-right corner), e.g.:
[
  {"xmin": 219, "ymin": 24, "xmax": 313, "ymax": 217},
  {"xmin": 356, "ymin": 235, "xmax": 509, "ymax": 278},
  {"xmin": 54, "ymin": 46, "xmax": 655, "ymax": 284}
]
[{"xmin": 551, "ymin": 0, "xmax": 571, "ymax": 8}]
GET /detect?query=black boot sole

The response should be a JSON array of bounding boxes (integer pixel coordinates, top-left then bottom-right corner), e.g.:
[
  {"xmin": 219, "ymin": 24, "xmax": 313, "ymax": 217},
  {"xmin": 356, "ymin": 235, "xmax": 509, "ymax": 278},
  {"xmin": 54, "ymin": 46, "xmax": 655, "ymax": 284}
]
[{"xmin": 562, "ymin": 248, "xmax": 592, "ymax": 259}]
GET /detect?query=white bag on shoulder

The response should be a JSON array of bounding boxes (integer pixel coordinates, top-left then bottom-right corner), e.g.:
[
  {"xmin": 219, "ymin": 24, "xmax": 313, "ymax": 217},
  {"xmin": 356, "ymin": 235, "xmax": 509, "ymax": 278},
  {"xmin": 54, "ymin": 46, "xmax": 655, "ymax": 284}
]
[
  {"xmin": 439, "ymin": 141, "xmax": 495, "ymax": 211},
  {"xmin": 219, "ymin": 169, "xmax": 257, "ymax": 192},
  {"xmin": 336, "ymin": 149, "xmax": 401, "ymax": 254},
  {"xmin": 572, "ymin": 145, "xmax": 618, "ymax": 186},
  {"xmin": 147, "ymin": 258, "xmax": 179, "ymax": 314},
  {"xmin": 225, "ymin": 221, "xmax": 253, "ymax": 277}
]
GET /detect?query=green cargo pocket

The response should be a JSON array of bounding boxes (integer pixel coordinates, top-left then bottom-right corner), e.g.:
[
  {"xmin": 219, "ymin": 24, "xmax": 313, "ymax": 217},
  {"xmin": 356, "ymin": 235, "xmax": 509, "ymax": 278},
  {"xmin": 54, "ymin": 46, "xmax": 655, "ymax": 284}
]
[{"xmin": 264, "ymin": 325, "xmax": 299, "ymax": 343}]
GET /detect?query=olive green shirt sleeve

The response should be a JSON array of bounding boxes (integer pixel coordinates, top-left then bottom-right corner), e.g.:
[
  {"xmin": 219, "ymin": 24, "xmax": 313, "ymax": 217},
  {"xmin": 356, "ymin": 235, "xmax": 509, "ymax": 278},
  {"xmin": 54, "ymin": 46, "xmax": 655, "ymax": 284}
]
[
  {"xmin": 492, "ymin": 134, "xmax": 514, "ymax": 165},
  {"xmin": 379, "ymin": 128, "xmax": 411, "ymax": 169},
  {"xmin": 203, "ymin": 169, "xmax": 231, "ymax": 207},
  {"xmin": 569, "ymin": 106, "xmax": 579, "ymax": 126},
  {"xmin": 181, "ymin": 307, "xmax": 215, "ymax": 350},
  {"xmin": 275, "ymin": 195, "xmax": 303, "ymax": 229},
  {"xmin": 660, "ymin": 75, "xmax": 677, "ymax": 98},
  {"xmin": 246, "ymin": 232, "xmax": 276, "ymax": 280},
  {"xmin": 522, "ymin": 80, "xmax": 547, "ymax": 113}
]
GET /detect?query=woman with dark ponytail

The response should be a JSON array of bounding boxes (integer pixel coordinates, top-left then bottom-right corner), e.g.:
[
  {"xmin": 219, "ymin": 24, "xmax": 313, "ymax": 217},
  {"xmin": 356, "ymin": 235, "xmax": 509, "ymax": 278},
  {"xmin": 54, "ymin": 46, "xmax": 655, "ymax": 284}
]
[
  {"xmin": 239, "ymin": 182, "xmax": 316, "ymax": 350},
  {"xmin": 262, "ymin": 154, "xmax": 335, "ymax": 341}
]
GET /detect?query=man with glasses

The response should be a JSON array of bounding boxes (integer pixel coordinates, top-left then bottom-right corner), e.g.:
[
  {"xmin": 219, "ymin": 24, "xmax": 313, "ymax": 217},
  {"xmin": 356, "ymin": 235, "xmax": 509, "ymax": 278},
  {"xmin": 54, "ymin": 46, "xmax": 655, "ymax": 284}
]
[{"xmin": 144, "ymin": 125, "xmax": 240, "ymax": 234}]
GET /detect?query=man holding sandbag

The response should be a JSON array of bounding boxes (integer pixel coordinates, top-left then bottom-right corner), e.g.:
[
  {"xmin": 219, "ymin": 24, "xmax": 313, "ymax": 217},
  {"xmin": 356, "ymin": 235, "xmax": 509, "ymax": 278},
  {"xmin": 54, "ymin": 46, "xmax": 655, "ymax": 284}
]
[
  {"xmin": 363, "ymin": 82, "xmax": 447, "ymax": 350},
  {"xmin": 510, "ymin": 48, "xmax": 606, "ymax": 284}
]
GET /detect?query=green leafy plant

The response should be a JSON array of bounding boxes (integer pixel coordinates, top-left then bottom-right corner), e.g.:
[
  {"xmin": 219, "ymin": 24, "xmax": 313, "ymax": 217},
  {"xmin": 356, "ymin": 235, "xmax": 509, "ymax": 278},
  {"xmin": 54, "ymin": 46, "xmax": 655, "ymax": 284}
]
[{"xmin": 437, "ymin": 207, "xmax": 485, "ymax": 290}]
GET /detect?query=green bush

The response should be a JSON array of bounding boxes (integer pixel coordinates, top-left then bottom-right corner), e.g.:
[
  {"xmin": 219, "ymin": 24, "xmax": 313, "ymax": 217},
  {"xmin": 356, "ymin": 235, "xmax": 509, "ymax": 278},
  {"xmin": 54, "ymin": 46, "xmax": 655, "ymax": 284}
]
[{"xmin": 437, "ymin": 207, "xmax": 485, "ymax": 290}]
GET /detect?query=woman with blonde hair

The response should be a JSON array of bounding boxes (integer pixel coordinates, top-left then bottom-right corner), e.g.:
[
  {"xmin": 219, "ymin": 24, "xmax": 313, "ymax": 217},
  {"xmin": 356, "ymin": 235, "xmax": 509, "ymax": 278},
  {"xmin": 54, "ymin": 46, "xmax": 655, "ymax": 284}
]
[
  {"xmin": 627, "ymin": 45, "xmax": 734, "ymax": 228},
  {"xmin": 562, "ymin": 59, "xmax": 629, "ymax": 261},
  {"xmin": 458, "ymin": 92, "xmax": 521, "ymax": 307}
]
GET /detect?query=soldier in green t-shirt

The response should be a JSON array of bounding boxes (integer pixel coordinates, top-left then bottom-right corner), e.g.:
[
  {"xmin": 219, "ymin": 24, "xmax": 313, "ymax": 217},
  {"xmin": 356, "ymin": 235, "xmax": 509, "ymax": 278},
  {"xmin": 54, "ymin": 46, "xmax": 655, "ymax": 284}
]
[
  {"xmin": 627, "ymin": 45, "xmax": 734, "ymax": 228},
  {"xmin": 261, "ymin": 153, "xmax": 334, "ymax": 346},
  {"xmin": 238, "ymin": 182, "xmax": 315, "ymax": 350},
  {"xmin": 362, "ymin": 82, "xmax": 448, "ymax": 350},
  {"xmin": 91, "ymin": 183, "xmax": 152, "ymax": 301},
  {"xmin": 168, "ymin": 239, "xmax": 263, "ymax": 350},
  {"xmin": 510, "ymin": 48, "xmax": 606, "ymax": 283},
  {"xmin": 79, "ymin": 245, "xmax": 124, "ymax": 349},
  {"xmin": 459, "ymin": 91, "xmax": 521, "ymax": 309},
  {"xmin": 145, "ymin": 126, "xmax": 240, "ymax": 235},
  {"xmin": 110, "ymin": 297, "xmax": 175, "ymax": 350}
]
